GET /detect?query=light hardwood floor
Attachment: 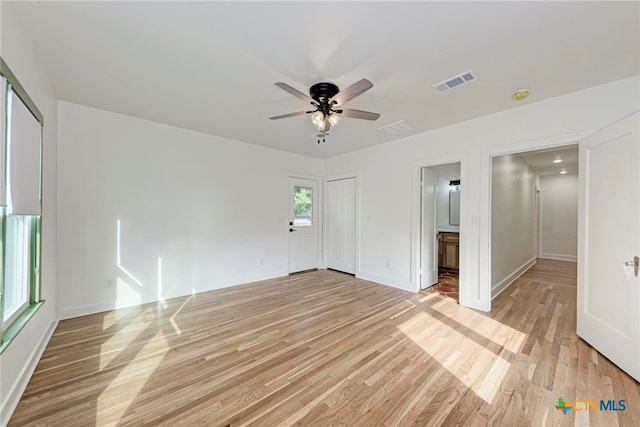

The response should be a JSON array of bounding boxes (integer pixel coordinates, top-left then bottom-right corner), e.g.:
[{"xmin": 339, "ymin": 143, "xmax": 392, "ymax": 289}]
[{"xmin": 9, "ymin": 259, "xmax": 640, "ymax": 426}]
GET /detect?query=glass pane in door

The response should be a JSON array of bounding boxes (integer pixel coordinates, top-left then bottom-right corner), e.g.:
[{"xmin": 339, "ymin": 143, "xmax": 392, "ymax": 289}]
[{"xmin": 293, "ymin": 186, "xmax": 313, "ymax": 226}]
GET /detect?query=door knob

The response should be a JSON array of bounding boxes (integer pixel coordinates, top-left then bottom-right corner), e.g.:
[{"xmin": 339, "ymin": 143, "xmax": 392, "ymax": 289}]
[{"xmin": 624, "ymin": 256, "xmax": 639, "ymax": 277}]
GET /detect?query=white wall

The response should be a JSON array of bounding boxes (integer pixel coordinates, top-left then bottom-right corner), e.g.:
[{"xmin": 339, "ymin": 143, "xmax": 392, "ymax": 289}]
[
  {"xmin": 0, "ymin": 5, "xmax": 59, "ymax": 424},
  {"xmin": 491, "ymin": 155, "xmax": 537, "ymax": 297},
  {"xmin": 324, "ymin": 75, "xmax": 639, "ymax": 311},
  {"xmin": 57, "ymin": 102, "xmax": 323, "ymax": 318},
  {"xmin": 540, "ymin": 173, "xmax": 578, "ymax": 261}
]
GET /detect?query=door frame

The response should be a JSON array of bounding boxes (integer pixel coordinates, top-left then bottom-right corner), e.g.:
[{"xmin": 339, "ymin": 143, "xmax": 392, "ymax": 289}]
[
  {"xmin": 480, "ymin": 129, "xmax": 594, "ymax": 311},
  {"xmin": 411, "ymin": 153, "xmax": 468, "ymax": 298},
  {"xmin": 323, "ymin": 171, "xmax": 360, "ymax": 275},
  {"xmin": 535, "ymin": 185, "xmax": 542, "ymax": 259},
  {"xmin": 286, "ymin": 173, "xmax": 322, "ymax": 274}
]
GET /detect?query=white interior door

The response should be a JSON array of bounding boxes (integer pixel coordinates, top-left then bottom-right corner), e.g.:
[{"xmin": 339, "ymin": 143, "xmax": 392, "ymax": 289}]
[
  {"xmin": 326, "ymin": 178, "xmax": 356, "ymax": 274},
  {"xmin": 577, "ymin": 112, "xmax": 640, "ymax": 381},
  {"xmin": 421, "ymin": 167, "xmax": 438, "ymax": 288},
  {"xmin": 289, "ymin": 177, "xmax": 319, "ymax": 273}
]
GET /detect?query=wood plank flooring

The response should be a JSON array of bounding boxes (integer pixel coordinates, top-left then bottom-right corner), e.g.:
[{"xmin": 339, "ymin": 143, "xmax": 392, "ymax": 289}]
[{"xmin": 9, "ymin": 259, "xmax": 640, "ymax": 426}]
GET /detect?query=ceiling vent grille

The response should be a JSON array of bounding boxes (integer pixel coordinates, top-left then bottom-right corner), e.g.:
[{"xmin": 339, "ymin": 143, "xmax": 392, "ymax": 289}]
[
  {"xmin": 433, "ymin": 70, "xmax": 476, "ymax": 92},
  {"xmin": 379, "ymin": 120, "xmax": 415, "ymax": 135}
]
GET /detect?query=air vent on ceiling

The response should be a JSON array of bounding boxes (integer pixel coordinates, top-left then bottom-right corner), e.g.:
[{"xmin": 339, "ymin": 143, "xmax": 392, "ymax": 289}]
[
  {"xmin": 311, "ymin": 132, "xmax": 330, "ymax": 139},
  {"xmin": 378, "ymin": 120, "xmax": 415, "ymax": 135},
  {"xmin": 433, "ymin": 70, "xmax": 476, "ymax": 92}
]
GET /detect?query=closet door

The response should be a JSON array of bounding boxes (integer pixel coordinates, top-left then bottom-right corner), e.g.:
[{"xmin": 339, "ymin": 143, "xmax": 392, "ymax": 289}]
[{"xmin": 326, "ymin": 178, "xmax": 356, "ymax": 274}]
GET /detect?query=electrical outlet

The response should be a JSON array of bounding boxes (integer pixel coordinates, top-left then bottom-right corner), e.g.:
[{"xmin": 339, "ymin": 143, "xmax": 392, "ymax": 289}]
[{"xmin": 105, "ymin": 279, "xmax": 114, "ymax": 288}]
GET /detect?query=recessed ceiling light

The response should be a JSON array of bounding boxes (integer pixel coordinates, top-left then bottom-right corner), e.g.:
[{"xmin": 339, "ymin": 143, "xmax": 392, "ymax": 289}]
[
  {"xmin": 560, "ymin": 169, "xmax": 567, "ymax": 174},
  {"xmin": 553, "ymin": 158, "xmax": 563, "ymax": 163},
  {"xmin": 512, "ymin": 89, "xmax": 530, "ymax": 102}
]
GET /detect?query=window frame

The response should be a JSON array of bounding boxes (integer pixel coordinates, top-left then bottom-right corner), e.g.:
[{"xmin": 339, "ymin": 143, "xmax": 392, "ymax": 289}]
[{"xmin": 0, "ymin": 57, "xmax": 44, "ymax": 354}]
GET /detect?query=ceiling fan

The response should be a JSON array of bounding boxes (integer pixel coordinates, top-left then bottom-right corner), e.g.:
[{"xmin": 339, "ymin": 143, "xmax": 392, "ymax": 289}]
[{"xmin": 269, "ymin": 79, "xmax": 380, "ymax": 138}]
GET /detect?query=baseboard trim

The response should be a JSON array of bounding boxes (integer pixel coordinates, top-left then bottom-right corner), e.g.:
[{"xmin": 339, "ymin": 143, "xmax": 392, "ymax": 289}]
[
  {"xmin": 59, "ymin": 270, "xmax": 287, "ymax": 320},
  {"xmin": 540, "ymin": 253, "xmax": 577, "ymax": 262},
  {"xmin": 356, "ymin": 271, "xmax": 413, "ymax": 292},
  {"xmin": 1, "ymin": 313, "xmax": 58, "ymax": 426},
  {"xmin": 492, "ymin": 257, "xmax": 536, "ymax": 300}
]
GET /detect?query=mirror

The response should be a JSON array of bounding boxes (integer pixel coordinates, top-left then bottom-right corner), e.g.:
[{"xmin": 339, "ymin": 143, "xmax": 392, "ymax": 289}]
[{"xmin": 449, "ymin": 189, "xmax": 460, "ymax": 226}]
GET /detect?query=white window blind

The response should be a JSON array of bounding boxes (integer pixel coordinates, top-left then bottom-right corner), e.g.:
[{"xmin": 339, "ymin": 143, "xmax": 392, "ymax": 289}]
[
  {"xmin": 0, "ymin": 76, "xmax": 6, "ymax": 206},
  {"xmin": 7, "ymin": 89, "xmax": 41, "ymax": 215}
]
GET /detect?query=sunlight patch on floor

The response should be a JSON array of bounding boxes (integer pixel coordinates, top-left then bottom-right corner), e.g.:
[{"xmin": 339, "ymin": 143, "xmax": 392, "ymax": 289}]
[
  {"xmin": 418, "ymin": 292, "xmax": 442, "ymax": 303},
  {"xmin": 97, "ymin": 330, "xmax": 169, "ymax": 425},
  {"xmin": 170, "ymin": 295, "xmax": 193, "ymax": 336},
  {"xmin": 429, "ymin": 303, "xmax": 526, "ymax": 354},
  {"xmin": 101, "ymin": 306, "xmax": 139, "ymax": 332},
  {"xmin": 397, "ymin": 304, "xmax": 525, "ymax": 405},
  {"xmin": 474, "ymin": 348, "xmax": 512, "ymax": 403},
  {"xmin": 99, "ymin": 307, "xmax": 155, "ymax": 370}
]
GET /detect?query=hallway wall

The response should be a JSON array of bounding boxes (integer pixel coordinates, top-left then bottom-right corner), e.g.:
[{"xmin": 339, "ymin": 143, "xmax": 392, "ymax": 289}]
[
  {"xmin": 491, "ymin": 154, "xmax": 537, "ymax": 297},
  {"xmin": 540, "ymin": 173, "xmax": 578, "ymax": 261}
]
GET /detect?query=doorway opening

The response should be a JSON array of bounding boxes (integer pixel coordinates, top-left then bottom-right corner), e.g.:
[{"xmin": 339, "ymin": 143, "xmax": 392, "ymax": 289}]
[
  {"xmin": 420, "ymin": 162, "xmax": 461, "ymax": 302},
  {"xmin": 489, "ymin": 144, "xmax": 579, "ymax": 300}
]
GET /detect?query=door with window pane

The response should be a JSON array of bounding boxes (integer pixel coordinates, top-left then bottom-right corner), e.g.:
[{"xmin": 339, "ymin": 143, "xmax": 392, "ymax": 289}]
[{"xmin": 288, "ymin": 177, "xmax": 318, "ymax": 273}]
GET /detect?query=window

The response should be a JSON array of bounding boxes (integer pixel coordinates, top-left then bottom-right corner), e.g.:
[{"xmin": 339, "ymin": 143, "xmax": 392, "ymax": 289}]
[
  {"xmin": 3, "ymin": 216, "xmax": 31, "ymax": 324},
  {"xmin": 293, "ymin": 186, "xmax": 313, "ymax": 226},
  {"xmin": 0, "ymin": 57, "xmax": 44, "ymax": 352}
]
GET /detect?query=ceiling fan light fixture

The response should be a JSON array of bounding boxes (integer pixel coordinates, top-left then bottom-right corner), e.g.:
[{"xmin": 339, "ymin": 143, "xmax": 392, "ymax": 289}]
[
  {"xmin": 316, "ymin": 119, "xmax": 330, "ymax": 132},
  {"xmin": 310, "ymin": 111, "xmax": 325, "ymax": 126},
  {"xmin": 327, "ymin": 113, "xmax": 341, "ymax": 127}
]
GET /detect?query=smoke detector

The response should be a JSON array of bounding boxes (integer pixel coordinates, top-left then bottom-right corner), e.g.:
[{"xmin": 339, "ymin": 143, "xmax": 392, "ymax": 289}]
[{"xmin": 511, "ymin": 89, "xmax": 530, "ymax": 101}]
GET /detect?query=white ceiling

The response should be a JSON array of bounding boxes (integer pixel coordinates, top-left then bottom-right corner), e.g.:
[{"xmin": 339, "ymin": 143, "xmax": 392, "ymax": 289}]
[
  {"xmin": 4, "ymin": 1, "xmax": 639, "ymax": 159},
  {"xmin": 517, "ymin": 145, "xmax": 579, "ymax": 176}
]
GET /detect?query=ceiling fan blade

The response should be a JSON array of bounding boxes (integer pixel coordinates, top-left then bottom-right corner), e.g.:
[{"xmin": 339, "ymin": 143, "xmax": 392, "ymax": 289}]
[
  {"xmin": 331, "ymin": 79, "xmax": 373, "ymax": 106},
  {"xmin": 339, "ymin": 108, "xmax": 380, "ymax": 121},
  {"xmin": 274, "ymin": 82, "xmax": 316, "ymax": 105},
  {"xmin": 269, "ymin": 111, "xmax": 312, "ymax": 120}
]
